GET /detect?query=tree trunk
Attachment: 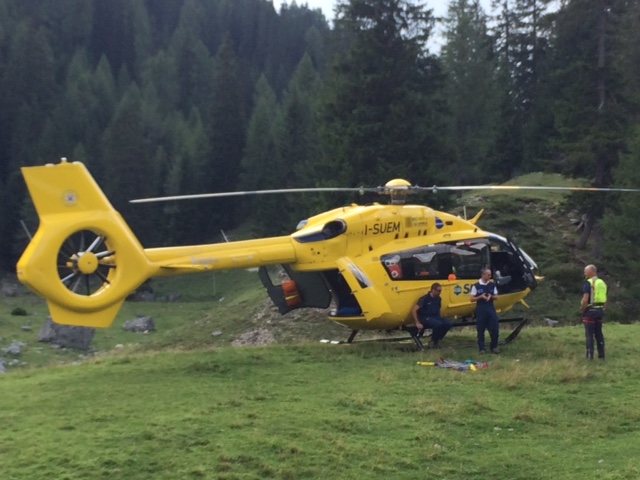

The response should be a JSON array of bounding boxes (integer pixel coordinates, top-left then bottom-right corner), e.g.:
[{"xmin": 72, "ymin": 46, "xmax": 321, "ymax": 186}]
[
  {"xmin": 576, "ymin": 211, "xmax": 593, "ymax": 250},
  {"xmin": 579, "ymin": 0, "xmax": 608, "ymax": 251},
  {"xmin": 596, "ymin": 0, "xmax": 606, "ymax": 113}
]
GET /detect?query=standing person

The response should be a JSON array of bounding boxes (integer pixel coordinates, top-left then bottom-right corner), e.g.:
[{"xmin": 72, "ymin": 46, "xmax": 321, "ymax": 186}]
[
  {"xmin": 581, "ymin": 264, "xmax": 607, "ymax": 360},
  {"xmin": 471, "ymin": 268, "xmax": 500, "ymax": 354},
  {"xmin": 411, "ymin": 283, "xmax": 452, "ymax": 349}
]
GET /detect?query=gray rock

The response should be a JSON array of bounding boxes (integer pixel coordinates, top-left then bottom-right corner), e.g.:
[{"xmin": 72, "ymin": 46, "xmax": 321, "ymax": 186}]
[
  {"xmin": 1, "ymin": 281, "xmax": 19, "ymax": 297},
  {"xmin": 123, "ymin": 316, "xmax": 155, "ymax": 333},
  {"xmin": 38, "ymin": 317, "xmax": 95, "ymax": 350},
  {"xmin": 129, "ymin": 291, "xmax": 155, "ymax": 302},
  {"xmin": 3, "ymin": 341, "xmax": 26, "ymax": 356},
  {"xmin": 544, "ymin": 318, "xmax": 559, "ymax": 327},
  {"xmin": 168, "ymin": 292, "xmax": 182, "ymax": 303}
]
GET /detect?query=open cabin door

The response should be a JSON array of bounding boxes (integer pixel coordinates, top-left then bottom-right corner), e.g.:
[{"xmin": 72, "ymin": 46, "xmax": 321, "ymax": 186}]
[
  {"xmin": 488, "ymin": 236, "xmax": 537, "ymax": 293},
  {"xmin": 258, "ymin": 265, "xmax": 332, "ymax": 315},
  {"xmin": 506, "ymin": 237, "xmax": 537, "ymax": 290}
]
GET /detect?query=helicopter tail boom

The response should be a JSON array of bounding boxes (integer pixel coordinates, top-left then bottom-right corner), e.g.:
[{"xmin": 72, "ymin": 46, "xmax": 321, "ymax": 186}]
[{"xmin": 145, "ymin": 236, "xmax": 296, "ymax": 275}]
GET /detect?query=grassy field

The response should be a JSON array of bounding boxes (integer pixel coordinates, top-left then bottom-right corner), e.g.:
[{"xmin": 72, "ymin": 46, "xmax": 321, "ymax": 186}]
[{"xmin": 1, "ymin": 323, "xmax": 639, "ymax": 480}]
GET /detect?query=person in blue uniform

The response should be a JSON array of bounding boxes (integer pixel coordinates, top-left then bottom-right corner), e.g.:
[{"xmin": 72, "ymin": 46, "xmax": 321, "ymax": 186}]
[
  {"xmin": 471, "ymin": 268, "xmax": 500, "ymax": 354},
  {"xmin": 580, "ymin": 264, "xmax": 607, "ymax": 360},
  {"xmin": 411, "ymin": 283, "xmax": 452, "ymax": 348}
]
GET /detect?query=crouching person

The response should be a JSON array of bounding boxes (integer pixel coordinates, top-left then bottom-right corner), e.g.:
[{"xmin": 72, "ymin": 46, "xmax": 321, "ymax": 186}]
[{"xmin": 412, "ymin": 283, "xmax": 452, "ymax": 349}]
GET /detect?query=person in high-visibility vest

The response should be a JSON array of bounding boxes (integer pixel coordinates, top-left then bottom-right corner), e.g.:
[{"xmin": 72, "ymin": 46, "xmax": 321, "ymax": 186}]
[{"xmin": 580, "ymin": 264, "xmax": 607, "ymax": 360}]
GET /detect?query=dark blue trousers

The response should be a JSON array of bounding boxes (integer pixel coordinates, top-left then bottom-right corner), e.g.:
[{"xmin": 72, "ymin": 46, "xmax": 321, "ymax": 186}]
[
  {"xmin": 476, "ymin": 308, "xmax": 499, "ymax": 351},
  {"xmin": 419, "ymin": 316, "xmax": 452, "ymax": 344},
  {"xmin": 584, "ymin": 321, "xmax": 605, "ymax": 359}
]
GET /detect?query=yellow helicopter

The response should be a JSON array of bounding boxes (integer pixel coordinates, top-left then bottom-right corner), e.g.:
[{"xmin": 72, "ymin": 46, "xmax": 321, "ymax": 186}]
[{"xmin": 15, "ymin": 159, "xmax": 640, "ymax": 349}]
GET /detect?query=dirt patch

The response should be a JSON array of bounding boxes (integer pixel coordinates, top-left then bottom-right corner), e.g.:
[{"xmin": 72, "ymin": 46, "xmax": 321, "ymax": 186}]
[
  {"xmin": 231, "ymin": 298, "xmax": 341, "ymax": 346},
  {"xmin": 231, "ymin": 328, "xmax": 276, "ymax": 347}
]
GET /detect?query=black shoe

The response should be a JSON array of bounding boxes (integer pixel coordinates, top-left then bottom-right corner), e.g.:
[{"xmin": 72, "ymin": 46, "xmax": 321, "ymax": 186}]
[
  {"xmin": 491, "ymin": 348, "xmax": 500, "ymax": 354},
  {"xmin": 479, "ymin": 350, "xmax": 486, "ymax": 354},
  {"xmin": 428, "ymin": 341, "xmax": 440, "ymax": 349}
]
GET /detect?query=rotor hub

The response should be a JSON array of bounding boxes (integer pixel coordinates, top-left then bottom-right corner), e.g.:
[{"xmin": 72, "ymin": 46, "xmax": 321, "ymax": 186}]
[{"xmin": 76, "ymin": 252, "xmax": 99, "ymax": 275}]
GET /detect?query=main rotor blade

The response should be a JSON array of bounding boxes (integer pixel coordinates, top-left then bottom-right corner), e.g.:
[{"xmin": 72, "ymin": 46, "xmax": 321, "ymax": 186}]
[
  {"xmin": 418, "ymin": 185, "xmax": 640, "ymax": 193},
  {"xmin": 130, "ymin": 187, "xmax": 378, "ymax": 203}
]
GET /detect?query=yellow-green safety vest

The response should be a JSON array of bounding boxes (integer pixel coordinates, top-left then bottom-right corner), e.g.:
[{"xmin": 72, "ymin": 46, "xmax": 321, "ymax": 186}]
[{"xmin": 587, "ymin": 277, "xmax": 607, "ymax": 306}]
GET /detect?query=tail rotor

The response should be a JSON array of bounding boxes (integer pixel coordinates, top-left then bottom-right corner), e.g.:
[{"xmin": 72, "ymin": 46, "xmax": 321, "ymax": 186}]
[{"xmin": 57, "ymin": 230, "xmax": 116, "ymax": 296}]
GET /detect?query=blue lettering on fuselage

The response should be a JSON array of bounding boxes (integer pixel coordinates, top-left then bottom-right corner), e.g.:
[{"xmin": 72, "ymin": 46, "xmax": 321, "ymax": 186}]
[{"xmin": 364, "ymin": 221, "xmax": 401, "ymax": 236}]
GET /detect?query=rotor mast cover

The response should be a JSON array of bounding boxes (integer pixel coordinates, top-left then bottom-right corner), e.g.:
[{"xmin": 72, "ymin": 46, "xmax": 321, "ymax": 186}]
[{"xmin": 383, "ymin": 179, "xmax": 412, "ymax": 205}]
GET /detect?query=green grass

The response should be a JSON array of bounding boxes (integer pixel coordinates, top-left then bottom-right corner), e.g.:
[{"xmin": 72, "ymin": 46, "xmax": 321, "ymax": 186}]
[{"xmin": 1, "ymin": 325, "xmax": 638, "ymax": 480}]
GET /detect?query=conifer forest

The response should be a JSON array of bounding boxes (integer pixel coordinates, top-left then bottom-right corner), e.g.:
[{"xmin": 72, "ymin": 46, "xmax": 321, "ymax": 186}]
[{"xmin": 1, "ymin": 0, "xmax": 639, "ymax": 311}]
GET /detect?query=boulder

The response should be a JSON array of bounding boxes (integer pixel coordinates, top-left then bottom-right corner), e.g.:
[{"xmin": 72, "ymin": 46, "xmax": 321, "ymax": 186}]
[
  {"xmin": 167, "ymin": 292, "xmax": 182, "ymax": 303},
  {"xmin": 129, "ymin": 291, "xmax": 155, "ymax": 302},
  {"xmin": 1, "ymin": 281, "xmax": 19, "ymax": 297},
  {"xmin": 38, "ymin": 317, "xmax": 95, "ymax": 350},
  {"xmin": 2, "ymin": 341, "xmax": 26, "ymax": 356},
  {"xmin": 123, "ymin": 316, "xmax": 155, "ymax": 333}
]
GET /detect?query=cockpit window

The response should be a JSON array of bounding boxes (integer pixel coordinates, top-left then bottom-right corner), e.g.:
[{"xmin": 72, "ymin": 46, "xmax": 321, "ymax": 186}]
[{"xmin": 381, "ymin": 239, "xmax": 490, "ymax": 281}]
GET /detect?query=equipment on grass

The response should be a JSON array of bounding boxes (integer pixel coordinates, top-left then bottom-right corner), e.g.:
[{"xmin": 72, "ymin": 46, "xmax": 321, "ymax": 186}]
[{"xmin": 428, "ymin": 359, "xmax": 490, "ymax": 371}]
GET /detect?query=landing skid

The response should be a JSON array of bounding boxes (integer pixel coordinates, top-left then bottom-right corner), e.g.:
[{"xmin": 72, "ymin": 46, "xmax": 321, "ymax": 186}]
[{"xmin": 322, "ymin": 317, "xmax": 529, "ymax": 351}]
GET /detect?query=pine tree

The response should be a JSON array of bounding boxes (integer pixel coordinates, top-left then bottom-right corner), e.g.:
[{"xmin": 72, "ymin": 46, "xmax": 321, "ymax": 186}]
[
  {"xmin": 89, "ymin": 0, "xmax": 152, "ymax": 80},
  {"xmin": 101, "ymin": 85, "xmax": 159, "ymax": 243},
  {"xmin": 273, "ymin": 54, "xmax": 324, "ymax": 233},
  {"xmin": 321, "ymin": 0, "xmax": 451, "ymax": 189},
  {"xmin": 206, "ymin": 34, "xmax": 246, "ymax": 230},
  {"xmin": 169, "ymin": 23, "xmax": 215, "ymax": 121},
  {"xmin": 239, "ymin": 75, "xmax": 286, "ymax": 235},
  {"xmin": 491, "ymin": 0, "xmax": 554, "ymax": 174},
  {"xmin": 549, "ymin": 0, "xmax": 630, "ymax": 250},
  {"xmin": 0, "ymin": 20, "xmax": 57, "ymax": 268},
  {"xmin": 601, "ymin": 127, "xmax": 640, "ymax": 318},
  {"xmin": 441, "ymin": 0, "xmax": 500, "ymax": 184},
  {"xmin": 239, "ymin": 75, "xmax": 280, "ymax": 193}
]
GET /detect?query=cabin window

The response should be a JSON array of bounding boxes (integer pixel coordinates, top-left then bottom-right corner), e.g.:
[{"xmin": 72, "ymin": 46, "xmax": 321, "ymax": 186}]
[{"xmin": 380, "ymin": 239, "xmax": 490, "ymax": 281}]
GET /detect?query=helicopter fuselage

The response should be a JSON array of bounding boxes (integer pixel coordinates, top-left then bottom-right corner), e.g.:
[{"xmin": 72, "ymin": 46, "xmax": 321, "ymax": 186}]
[
  {"xmin": 16, "ymin": 161, "xmax": 537, "ymax": 330},
  {"xmin": 257, "ymin": 202, "xmax": 537, "ymax": 330}
]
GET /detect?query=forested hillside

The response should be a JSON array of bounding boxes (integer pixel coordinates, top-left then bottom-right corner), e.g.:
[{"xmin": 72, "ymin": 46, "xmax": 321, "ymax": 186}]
[{"xmin": 1, "ymin": 0, "xmax": 639, "ymax": 313}]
